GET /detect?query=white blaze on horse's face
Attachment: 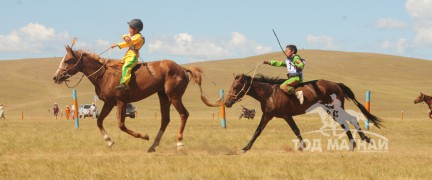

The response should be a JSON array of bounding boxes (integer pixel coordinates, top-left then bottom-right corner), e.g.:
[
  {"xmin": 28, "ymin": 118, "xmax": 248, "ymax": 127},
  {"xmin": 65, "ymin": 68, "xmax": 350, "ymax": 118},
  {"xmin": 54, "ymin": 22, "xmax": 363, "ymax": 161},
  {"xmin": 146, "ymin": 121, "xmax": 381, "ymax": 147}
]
[
  {"xmin": 54, "ymin": 55, "xmax": 67, "ymax": 76},
  {"xmin": 53, "ymin": 55, "xmax": 68, "ymax": 83}
]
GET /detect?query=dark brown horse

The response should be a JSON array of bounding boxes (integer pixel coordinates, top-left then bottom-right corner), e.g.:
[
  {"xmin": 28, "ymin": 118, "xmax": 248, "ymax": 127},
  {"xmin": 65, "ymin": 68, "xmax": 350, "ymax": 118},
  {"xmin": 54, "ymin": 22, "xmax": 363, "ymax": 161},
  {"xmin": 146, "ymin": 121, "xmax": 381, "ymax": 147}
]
[
  {"xmin": 225, "ymin": 74, "xmax": 383, "ymax": 152},
  {"xmin": 414, "ymin": 92, "xmax": 432, "ymax": 119},
  {"xmin": 53, "ymin": 46, "xmax": 220, "ymax": 152}
]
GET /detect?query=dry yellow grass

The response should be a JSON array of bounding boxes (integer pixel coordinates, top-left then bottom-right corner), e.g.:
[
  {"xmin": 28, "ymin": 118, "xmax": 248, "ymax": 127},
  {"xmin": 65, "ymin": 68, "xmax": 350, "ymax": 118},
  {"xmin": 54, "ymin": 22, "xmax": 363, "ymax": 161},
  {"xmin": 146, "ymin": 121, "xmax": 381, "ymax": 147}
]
[{"xmin": 0, "ymin": 50, "xmax": 432, "ymax": 179}]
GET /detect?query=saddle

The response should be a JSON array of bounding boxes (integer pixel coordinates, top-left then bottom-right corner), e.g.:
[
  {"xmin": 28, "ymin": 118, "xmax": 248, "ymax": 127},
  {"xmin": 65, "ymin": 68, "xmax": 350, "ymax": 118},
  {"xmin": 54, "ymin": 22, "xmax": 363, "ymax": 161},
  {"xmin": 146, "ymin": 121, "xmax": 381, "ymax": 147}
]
[{"xmin": 106, "ymin": 60, "xmax": 148, "ymax": 72}]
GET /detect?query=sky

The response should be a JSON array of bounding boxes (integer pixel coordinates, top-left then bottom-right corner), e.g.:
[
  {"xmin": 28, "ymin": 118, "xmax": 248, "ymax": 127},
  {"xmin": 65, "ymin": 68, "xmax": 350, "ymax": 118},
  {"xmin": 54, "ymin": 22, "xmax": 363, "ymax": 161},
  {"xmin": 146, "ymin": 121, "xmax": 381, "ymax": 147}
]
[{"xmin": 1, "ymin": 0, "xmax": 431, "ymax": 63}]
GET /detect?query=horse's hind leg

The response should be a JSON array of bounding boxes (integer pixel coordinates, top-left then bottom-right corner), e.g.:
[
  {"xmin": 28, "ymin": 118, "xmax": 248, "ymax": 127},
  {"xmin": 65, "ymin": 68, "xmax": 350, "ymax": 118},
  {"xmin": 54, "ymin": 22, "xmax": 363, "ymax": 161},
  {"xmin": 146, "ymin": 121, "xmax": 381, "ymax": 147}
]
[
  {"xmin": 338, "ymin": 122, "xmax": 356, "ymax": 151},
  {"xmin": 97, "ymin": 103, "xmax": 115, "ymax": 147},
  {"xmin": 116, "ymin": 100, "xmax": 149, "ymax": 140},
  {"xmin": 284, "ymin": 116, "xmax": 306, "ymax": 151},
  {"xmin": 346, "ymin": 115, "xmax": 371, "ymax": 143},
  {"xmin": 148, "ymin": 91, "xmax": 172, "ymax": 153},
  {"xmin": 170, "ymin": 96, "xmax": 189, "ymax": 149}
]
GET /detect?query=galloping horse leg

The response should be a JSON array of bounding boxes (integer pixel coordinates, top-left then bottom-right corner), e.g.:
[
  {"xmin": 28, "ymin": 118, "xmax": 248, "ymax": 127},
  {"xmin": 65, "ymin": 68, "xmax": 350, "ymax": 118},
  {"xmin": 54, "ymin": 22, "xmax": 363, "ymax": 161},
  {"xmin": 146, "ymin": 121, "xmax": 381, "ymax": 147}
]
[
  {"xmin": 148, "ymin": 91, "xmax": 172, "ymax": 153},
  {"xmin": 170, "ymin": 97, "xmax": 189, "ymax": 150},
  {"xmin": 116, "ymin": 100, "xmax": 149, "ymax": 140},
  {"xmin": 339, "ymin": 123, "xmax": 356, "ymax": 151},
  {"xmin": 346, "ymin": 115, "xmax": 371, "ymax": 143},
  {"xmin": 283, "ymin": 116, "xmax": 306, "ymax": 151},
  {"xmin": 429, "ymin": 110, "xmax": 432, "ymax": 119},
  {"xmin": 242, "ymin": 114, "xmax": 273, "ymax": 152},
  {"xmin": 97, "ymin": 103, "xmax": 115, "ymax": 147}
]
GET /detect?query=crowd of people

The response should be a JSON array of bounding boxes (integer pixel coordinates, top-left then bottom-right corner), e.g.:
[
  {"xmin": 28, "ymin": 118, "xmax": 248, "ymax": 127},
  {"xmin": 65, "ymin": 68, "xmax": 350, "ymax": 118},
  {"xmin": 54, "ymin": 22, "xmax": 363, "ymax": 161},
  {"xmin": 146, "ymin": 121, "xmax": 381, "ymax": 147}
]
[{"xmin": 52, "ymin": 102, "xmax": 97, "ymax": 120}]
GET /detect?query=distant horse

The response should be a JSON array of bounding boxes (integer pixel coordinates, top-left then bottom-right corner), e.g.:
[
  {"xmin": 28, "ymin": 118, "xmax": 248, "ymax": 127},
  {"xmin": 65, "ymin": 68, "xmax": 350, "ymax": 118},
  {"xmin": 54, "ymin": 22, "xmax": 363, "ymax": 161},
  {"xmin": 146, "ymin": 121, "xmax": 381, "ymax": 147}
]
[
  {"xmin": 225, "ymin": 74, "xmax": 383, "ymax": 152},
  {"xmin": 53, "ymin": 46, "xmax": 221, "ymax": 152},
  {"xmin": 414, "ymin": 92, "xmax": 432, "ymax": 119}
]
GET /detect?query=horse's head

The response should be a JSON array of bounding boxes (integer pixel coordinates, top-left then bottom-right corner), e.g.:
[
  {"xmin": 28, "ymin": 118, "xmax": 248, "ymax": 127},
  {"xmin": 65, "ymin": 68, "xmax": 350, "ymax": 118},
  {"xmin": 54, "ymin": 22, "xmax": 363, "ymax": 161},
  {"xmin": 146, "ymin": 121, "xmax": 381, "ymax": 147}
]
[
  {"xmin": 414, "ymin": 92, "xmax": 425, "ymax": 104},
  {"xmin": 53, "ymin": 45, "xmax": 83, "ymax": 84},
  {"xmin": 225, "ymin": 74, "xmax": 251, "ymax": 108}
]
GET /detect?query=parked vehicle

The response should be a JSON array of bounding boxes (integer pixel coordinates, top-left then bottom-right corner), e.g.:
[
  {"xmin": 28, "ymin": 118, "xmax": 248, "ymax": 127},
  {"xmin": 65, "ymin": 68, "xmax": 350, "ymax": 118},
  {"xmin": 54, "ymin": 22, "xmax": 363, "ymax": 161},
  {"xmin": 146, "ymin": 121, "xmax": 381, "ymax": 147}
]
[
  {"xmin": 79, "ymin": 104, "xmax": 99, "ymax": 118},
  {"xmin": 126, "ymin": 103, "xmax": 136, "ymax": 118}
]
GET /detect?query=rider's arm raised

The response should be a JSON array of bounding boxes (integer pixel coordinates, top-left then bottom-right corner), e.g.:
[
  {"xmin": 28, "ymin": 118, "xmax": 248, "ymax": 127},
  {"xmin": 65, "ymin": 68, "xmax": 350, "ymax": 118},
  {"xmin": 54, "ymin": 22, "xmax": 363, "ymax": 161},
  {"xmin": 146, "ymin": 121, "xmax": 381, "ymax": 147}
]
[{"xmin": 268, "ymin": 60, "xmax": 287, "ymax": 67}]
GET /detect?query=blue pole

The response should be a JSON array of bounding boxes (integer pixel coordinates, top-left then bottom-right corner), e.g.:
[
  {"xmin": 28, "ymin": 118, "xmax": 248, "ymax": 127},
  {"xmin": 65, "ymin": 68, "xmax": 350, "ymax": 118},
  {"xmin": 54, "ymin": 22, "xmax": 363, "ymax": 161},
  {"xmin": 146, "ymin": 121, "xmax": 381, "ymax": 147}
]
[
  {"xmin": 73, "ymin": 89, "xmax": 79, "ymax": 128},
  {"xmin": 220, "ymin": 89, "xmax": 226, "ymax": 128},
  {"xmin": 365, "ymin": 91, "xmax": 370, "ymax": 130}
]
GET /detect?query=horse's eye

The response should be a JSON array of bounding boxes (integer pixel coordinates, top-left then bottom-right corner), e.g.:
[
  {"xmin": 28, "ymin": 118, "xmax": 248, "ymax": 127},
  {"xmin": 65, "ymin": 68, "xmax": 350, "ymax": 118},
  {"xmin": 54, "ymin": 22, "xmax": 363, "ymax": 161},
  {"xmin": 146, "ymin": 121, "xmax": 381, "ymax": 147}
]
[{"xmin": 64, "ymin": 60, "xmax": 73, "ymax": 64}]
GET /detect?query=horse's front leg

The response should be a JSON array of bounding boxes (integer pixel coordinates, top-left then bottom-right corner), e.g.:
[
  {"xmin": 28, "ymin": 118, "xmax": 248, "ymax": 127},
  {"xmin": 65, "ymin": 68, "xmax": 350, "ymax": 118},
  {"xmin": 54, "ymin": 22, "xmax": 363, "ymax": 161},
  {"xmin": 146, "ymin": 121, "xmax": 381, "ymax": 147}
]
[
  {"xmin": 242, "ymin": 114, "xmax": 273, "ymax": 153},
  {"xmin": 284, "ymin": 116, "xmax": 306, "ymax": 151},
  {"xmin": 97, "ymin": 103, "xmax": 115, "ymax": 147},
  {"xmin": 429, "ymin": 109, "xmax": 432, "ymax": 119},
  {"xmin": 116, "ymin": 100, "xmax": 149, "ymax": 140}
]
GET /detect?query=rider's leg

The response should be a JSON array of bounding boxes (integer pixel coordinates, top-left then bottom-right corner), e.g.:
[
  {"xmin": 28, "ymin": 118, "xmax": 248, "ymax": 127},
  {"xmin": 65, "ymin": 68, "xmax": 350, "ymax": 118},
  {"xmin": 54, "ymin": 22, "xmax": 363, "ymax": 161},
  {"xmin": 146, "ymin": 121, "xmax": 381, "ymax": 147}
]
[
  {"xmin": 280, "ymin": 77, "xmax": 300, "ymax": 94},
  {"xmin": 117, "ymin": 55, "xmax": 138, "ymax": 90}
]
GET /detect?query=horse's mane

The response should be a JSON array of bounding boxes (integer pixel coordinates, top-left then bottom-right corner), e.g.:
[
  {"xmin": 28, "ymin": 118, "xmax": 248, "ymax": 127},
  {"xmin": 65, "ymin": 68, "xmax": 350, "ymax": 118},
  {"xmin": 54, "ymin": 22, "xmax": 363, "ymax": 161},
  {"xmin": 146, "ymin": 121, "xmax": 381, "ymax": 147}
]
[
  {"xmin": 75, "ymin": 50, "xmax": 126, "ymax": 68},
  {"xmin": 239, "ymin": 74, "xmax": 287, "ymax": 84},
  {"xmin": 75, "ymin": 50, "xmax": 106, "ymax": 64}
]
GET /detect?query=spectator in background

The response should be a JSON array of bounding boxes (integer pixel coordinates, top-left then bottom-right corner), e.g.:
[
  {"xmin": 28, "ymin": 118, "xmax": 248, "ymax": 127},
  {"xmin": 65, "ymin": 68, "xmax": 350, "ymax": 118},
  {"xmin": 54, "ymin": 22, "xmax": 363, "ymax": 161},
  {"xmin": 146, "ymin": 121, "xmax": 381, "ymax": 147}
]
[
  {"xmin": 90, "ymin": 103, "xmax": 97, "ymax": 119},
  {"xmin": 71, "ymin": 104, "xmax": 76, "ymax": 119},
  {"xmin": 0, "ymin": 104, "xmax": 6, "ymax": 120},
  {"xmin": 53, "ymin": 103, "xmax": 60, "ymax": 120},
  {"xmin": 65, "ymin": 105, "xmax": 71, "ymax": 120}
]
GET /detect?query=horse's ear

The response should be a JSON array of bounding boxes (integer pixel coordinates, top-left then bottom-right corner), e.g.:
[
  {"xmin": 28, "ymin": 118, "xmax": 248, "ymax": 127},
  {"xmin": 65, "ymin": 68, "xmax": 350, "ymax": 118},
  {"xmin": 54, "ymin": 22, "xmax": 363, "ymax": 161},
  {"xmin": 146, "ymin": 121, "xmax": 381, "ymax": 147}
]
[
  {"xmin": 233, "ymin": 73, "xmax": 235, "ymax": 78},
  {"xmin": 65, "ymin": 45, "xmax": 77, "ymax": 59}
]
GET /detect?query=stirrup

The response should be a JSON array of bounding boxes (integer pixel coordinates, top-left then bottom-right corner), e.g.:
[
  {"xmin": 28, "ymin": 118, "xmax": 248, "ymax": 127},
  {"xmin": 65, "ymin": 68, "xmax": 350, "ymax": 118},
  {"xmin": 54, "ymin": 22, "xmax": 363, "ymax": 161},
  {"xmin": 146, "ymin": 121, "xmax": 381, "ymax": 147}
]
[
  {"xmin": 295, "ymin": 91, "xmax": 304, "ymax": 104},
  {"xmin": 116, "ymin": 83, "xmax": 127, "ymax": 90}
]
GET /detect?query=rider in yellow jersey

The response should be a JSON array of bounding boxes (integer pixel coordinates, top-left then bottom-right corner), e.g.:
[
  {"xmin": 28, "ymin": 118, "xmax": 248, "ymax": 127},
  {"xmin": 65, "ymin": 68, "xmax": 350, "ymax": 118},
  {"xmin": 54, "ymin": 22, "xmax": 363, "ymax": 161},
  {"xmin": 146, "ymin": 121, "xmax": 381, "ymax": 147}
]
[{"xmin": 111, "ymin": 19, "xmax": 145, "ymax": 90}]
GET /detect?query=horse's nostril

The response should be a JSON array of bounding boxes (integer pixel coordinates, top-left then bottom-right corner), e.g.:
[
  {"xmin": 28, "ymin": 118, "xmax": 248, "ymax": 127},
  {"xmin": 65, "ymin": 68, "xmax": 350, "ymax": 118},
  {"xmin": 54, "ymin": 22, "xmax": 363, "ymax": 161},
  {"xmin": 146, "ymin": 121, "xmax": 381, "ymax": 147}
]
[{"xmin": 53, "ymin": 76, "xmax": 56, "ymax": 81}]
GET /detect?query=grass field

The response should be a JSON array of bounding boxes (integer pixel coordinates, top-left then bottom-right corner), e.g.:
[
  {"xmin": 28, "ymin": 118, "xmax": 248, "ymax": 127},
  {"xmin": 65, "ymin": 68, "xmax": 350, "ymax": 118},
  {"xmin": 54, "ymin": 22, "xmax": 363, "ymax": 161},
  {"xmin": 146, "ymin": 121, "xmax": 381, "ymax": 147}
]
[{"xmin": 1, "ymin": 50, "xmax": 432, "ymax": 179}]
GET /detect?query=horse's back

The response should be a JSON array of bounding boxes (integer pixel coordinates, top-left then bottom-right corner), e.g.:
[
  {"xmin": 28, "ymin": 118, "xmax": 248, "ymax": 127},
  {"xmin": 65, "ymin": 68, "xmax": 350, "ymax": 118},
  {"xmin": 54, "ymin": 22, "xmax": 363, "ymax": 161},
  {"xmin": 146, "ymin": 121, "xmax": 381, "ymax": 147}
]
[{"xmin": 295, "ymin": 79, "xmax": 345, "ymax": 104}]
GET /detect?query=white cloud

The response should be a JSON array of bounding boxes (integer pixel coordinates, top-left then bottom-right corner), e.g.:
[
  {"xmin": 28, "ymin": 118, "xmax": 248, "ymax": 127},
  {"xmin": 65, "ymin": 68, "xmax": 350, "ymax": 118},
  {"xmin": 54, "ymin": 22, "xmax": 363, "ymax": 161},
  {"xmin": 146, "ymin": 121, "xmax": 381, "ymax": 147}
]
[
  {"xmin": 96, "ymin": 39, "xmax": 109, "ymax": 47},
  {"xmin": 374, "ymin": 18, "xmax": 407, "ymax": 29},
  {"xmin": 148, "ymin": 32, "xmax": 272, "ymax": 61},
  {"xmin": 306, "ymin": 35, "xmax": 339, "ymax": 50},
  {"xmin": 381, "ymin": 38, "xmax": 411, "ymax": 54},
  {"xmin": 406, "ymin": 0, "xmax": 432, "ymax": 19},
  {"xmin": 231, "ymin": 32, "xmax": 247, "ymax": 45},
  {"xmin": 0, "ymin": 23, "xmax": 69, "ymax": 53},
  {"xmin": 406, "ymin": 0, "xmax": 432, "ymax": 46}
]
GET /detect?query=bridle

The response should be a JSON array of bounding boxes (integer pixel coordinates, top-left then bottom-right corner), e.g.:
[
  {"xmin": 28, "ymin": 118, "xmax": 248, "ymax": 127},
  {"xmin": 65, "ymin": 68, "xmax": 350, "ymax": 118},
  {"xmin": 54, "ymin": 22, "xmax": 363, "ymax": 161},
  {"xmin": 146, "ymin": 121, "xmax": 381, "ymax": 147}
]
[
  {"xmin": 228, "ymin": 80, "xmax": 251, "ymax": 103},
  {"xmin": 227, "ymin": 64, "xmax": 262, "ymax": 103},
  {"xmin": 57, "ymin": 49, "xmax": 111, "ymax": 88}
]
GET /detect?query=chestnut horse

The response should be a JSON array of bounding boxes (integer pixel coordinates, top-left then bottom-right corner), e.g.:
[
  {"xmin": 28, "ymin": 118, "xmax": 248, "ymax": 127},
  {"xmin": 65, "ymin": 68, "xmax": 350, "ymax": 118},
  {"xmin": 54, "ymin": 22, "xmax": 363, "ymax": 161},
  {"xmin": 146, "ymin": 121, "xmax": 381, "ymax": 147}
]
[
  {"xmin": 414, "ymin": 92, "xmax": 432, "ymax": 119},
  {"xmin": 53, "ymin": 46, "xmax": 220, "ymax": 152},
  {"xmin": 225, "ymin": 74, "xmax": 383, "ymax": 152}
]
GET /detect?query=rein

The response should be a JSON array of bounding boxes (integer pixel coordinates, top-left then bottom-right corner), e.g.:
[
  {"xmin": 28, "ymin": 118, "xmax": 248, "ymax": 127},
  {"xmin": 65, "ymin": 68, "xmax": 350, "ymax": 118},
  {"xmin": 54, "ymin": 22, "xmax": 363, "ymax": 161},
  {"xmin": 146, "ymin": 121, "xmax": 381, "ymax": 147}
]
[
  {"xmin": 229, "ymin": 63, "xmax": 262, "ymax": 102},
  {"xmin": 63, "ymin": 49, "xmax": 112, "ymax": 88}
]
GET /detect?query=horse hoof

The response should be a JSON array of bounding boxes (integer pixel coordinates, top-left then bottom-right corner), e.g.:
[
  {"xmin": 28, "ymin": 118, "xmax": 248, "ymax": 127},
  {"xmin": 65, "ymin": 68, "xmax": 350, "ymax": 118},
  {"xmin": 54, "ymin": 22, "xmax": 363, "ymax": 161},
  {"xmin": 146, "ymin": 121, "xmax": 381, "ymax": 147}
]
[
  {"xmin": 107, "ymin": 141, "xmax": 115, "ymax": 148},
  {"xmin": 142, "ymin": 134, "xmax": 150, "ymax": 140},
  {"xmin": 239, "ymin": 149, "xmax": 248, "ymax": 154},
  {"xmin": 147, "ymin": 147, "xmax": 156, "ymax": 153},
  {"xmin": 364, "ymin": 137, "xmax": 372, "ymax": 144},
  {"xmin": 176, "ymin": 144, "xmax": 187, "ymax": 155}
]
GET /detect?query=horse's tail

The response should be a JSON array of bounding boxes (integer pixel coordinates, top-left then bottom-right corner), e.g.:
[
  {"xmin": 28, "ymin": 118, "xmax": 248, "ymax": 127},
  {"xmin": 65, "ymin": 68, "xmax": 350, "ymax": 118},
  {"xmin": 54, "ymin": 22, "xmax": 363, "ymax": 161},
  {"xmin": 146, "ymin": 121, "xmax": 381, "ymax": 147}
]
[
  {"xmin": 337, "ymin": 83, "xmax": 383, "ymax": 129},
  {"xmin": 185, "ymin": 66, "xmax": 222, "ymax": 107}
]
